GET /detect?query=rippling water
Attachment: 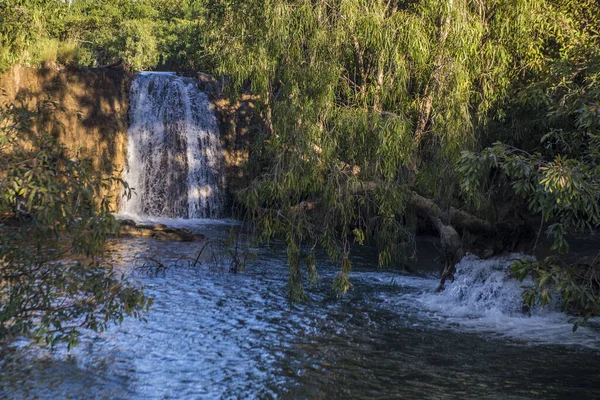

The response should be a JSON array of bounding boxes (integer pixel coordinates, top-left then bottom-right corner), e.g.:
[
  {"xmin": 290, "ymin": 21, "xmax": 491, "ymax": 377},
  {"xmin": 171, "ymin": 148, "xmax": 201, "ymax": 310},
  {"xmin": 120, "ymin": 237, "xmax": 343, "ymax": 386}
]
[{"xmin": 1, "ymin": 222, "xmax": 599, "ymax": 399}]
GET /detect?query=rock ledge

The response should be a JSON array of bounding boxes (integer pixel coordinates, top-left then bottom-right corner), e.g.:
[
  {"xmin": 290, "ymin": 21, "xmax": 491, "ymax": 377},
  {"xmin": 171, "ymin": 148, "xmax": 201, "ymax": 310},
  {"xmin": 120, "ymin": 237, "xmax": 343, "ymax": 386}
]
[{"xmin": 117, "ymin": 219, "xmax": 205, "ymax": 241}]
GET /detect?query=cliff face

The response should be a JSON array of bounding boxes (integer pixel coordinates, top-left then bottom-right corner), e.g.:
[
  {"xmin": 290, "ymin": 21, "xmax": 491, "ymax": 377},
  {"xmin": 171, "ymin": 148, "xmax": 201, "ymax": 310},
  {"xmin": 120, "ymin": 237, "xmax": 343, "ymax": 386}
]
[
  {"xmin": 1, "ymin": 66, "xmax": 254, "ymax": 215},
  {"xmin": 0, "ymin": 66, "xmax": 132, "ymax": 210}
]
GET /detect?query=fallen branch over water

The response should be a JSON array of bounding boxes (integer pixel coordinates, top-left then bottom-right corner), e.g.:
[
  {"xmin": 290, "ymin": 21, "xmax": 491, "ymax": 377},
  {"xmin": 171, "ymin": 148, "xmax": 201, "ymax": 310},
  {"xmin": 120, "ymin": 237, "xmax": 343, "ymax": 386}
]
[
  {"xmin": 236, "ymin": 182, "xmax": 516, "ymax": 290},
  {"xmin": 410, "ymin": 192, "xmax": 465, "ymax": 291}
]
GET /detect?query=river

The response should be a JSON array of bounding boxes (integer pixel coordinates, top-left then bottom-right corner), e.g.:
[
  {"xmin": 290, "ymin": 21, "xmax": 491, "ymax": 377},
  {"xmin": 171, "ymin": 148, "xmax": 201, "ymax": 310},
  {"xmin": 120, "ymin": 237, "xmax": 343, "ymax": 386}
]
[{"xmin": 1, "ymin": 220, "xmax": 599, "ymax": 399}]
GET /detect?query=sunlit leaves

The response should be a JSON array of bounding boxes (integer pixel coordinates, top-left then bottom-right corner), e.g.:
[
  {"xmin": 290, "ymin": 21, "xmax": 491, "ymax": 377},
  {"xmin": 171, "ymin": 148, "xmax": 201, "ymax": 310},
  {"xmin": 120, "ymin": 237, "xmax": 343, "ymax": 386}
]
[
  {"xmin": 459, "ymin": 141, "xmax": 600, "ymax": 254},
  {"xmin": 459, "ymin": 5, "xmax": 600, "ymax": 324},
  {"xmin": 206, "ymin": 0, "xmax": 563, "ymax": 297}
]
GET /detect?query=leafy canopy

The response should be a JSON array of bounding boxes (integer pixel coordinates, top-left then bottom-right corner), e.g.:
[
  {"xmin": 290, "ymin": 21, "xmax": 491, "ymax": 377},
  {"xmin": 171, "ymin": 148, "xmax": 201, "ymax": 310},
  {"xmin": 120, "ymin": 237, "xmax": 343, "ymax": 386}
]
[
  {"xmin": 459, "ymin": 0, "xmax": 600, "ymax": 324},
  {"xmin": 203, "ymin": 0, "xmax": 567, "ymax": 297}
]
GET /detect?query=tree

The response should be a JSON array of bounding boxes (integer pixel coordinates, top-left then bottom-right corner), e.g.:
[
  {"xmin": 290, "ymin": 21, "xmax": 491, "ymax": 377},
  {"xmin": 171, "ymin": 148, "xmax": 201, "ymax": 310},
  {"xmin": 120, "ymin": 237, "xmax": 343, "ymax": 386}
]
[
  {"xmin": 459, "ymin": 0, "xmax": 600, "ymax": 325},
  {"xmin": 0, "ymin": 96, "xmax": 151, "ymax": 348},
  {"xmin": 203, "ymin": 0, "xmax": 556, "ymax": 298}
]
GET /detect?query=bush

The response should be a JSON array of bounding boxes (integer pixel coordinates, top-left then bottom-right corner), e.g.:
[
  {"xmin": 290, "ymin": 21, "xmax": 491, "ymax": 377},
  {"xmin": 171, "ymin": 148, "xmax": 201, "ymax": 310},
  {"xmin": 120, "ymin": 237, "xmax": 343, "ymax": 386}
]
[
  {"xmin": 120, "ymin": 19, "xmax": 159, "ymax": 71},
  {"xmin": 0, "ymin": 96, "xmax": 151, "ymax": 348}
]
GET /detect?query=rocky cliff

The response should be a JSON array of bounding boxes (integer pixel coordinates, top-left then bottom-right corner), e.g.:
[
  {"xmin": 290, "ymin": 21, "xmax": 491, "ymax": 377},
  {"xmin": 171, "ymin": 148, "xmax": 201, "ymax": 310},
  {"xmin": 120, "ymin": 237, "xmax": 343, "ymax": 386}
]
[{"xmin": 0, "ymin": 66, "xmax": 254, "ymax": 214}]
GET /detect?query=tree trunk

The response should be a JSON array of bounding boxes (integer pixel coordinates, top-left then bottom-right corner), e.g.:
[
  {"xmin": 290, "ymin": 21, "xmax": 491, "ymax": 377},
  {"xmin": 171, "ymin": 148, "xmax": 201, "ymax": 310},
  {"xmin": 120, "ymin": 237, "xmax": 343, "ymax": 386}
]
[
  {"xmin": 236, "ymin": 180, "xmax": 509, "ymax": 291},
  {"xmin": 411, "ymin": 192, "xmax": 464, "ymax": 291}
]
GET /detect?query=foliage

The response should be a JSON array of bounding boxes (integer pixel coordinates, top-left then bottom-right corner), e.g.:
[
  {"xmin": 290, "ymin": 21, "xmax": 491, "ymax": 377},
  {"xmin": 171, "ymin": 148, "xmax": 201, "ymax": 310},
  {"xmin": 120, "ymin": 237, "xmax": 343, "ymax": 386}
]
[
  {"xmin": 118, "ymin": 19, "xmax": 160, "ymax": 71},
  {"xmin": 512, "ymin": 257, "xmax": 599, "ymax": 330},
  {"xmin": 0, "ymin": 0, "xmax": 46, "ymax": 71},
  {"xmin": 0, "ymin": 0, "xmax": 213, "ymax": 71},
  {"xmin": 459, "ymin": 0, "xmax": 600, "ymax": 321},
  {"xmin": 1, "ymin": 0, "xmax": 599, "ymax": 316},
  {"xmin": 459, "ymin": 141, "xmax": 600, "ymax": 253},
  {"xmin": 203, "ymin": 0, "xmax": 573, "ymax": 298},
  {"xmin": 0, "ymin": 97, "xmax": 151, "ymax": 348}
]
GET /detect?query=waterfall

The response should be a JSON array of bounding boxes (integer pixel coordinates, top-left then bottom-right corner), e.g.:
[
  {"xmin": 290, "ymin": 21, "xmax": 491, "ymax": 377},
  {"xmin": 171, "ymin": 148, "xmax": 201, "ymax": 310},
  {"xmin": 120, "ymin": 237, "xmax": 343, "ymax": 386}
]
[
  {"xmin": 122, "ymin": 72, "xmax": 225, "ymax": 219},
  {"xmin": 410, "ymin": 253, "xmax": 600, "ymax": 345},
  {"xmin": 419, "ymin": 253, "xmax": 566, "ymax": 324},
  {"xmin": 426, "ymin": 254, "xmax": 542, "ymax": 315}
]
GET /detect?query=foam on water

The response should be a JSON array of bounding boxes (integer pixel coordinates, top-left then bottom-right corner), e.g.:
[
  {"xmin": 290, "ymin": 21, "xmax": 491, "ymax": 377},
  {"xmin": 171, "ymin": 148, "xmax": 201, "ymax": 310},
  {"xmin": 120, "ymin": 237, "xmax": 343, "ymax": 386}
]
[
  {"xmin": 114, "ymin": 212, "xmax": 241, "ymax": 230},
  {"xmin": 409, "ymin": 253, "xmax": 600, "ymax": 347}
]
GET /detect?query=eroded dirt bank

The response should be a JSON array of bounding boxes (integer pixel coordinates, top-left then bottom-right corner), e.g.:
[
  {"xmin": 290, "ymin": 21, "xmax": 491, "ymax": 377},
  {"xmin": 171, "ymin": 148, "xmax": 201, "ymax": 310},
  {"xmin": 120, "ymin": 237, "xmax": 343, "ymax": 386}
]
[{"xmin": 1, "ymin": 65, "xmax": 131, "ymax": 208}]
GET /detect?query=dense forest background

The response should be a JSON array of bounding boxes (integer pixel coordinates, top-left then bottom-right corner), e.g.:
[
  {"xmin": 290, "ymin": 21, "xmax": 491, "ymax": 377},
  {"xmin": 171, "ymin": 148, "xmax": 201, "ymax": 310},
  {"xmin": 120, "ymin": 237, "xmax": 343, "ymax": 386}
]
[{"xmin": 1, "ymin": 0, "xmax": 599, "ymax": 341}]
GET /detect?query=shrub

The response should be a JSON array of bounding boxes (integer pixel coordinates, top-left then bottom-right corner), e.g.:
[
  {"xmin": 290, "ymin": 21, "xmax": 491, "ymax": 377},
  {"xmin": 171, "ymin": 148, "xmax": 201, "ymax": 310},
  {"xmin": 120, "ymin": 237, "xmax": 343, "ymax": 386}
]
[{"xmin": 0, "ymin": 96, "xmax": 151, "ymax": 348}]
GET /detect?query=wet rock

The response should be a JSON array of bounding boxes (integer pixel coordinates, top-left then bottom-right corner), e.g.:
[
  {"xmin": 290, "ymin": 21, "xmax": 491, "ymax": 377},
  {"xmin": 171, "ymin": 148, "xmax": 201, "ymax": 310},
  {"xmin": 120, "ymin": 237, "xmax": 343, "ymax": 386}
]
[
  {"xmin": 119, "ymin": 219, "xmax": 137, "ymax": 227},
  {"xmin": 117, "ymin": 220, "xmax": 206, "ymax": 242}
]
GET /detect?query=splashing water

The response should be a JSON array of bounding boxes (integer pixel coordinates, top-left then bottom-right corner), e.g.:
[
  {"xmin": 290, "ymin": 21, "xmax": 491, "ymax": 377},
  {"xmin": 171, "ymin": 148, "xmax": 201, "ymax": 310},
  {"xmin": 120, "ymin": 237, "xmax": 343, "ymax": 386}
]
[
  {"xmin": 411, "ymin": 253, "xmax": 600, "ymax": 346},
  {"xmin": 427, "ymin": 254, "xmax": 538, "ymax": 315},
  {"xmin": 122, "ymin": 72, "xmax": 225, "ymax": 219}
]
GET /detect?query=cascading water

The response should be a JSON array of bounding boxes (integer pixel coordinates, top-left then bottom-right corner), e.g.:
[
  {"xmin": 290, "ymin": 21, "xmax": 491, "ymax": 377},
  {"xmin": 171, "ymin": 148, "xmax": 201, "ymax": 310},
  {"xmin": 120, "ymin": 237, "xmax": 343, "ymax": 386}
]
[
  {"xmin": 122, "ymin": 72, "xmax": 225, "ymax": 219},
  {"xmin": 425, "ymin": 254, "xmax": 540, "ymax": 315},
  {"xmin": 412, "ymin": 253, "xmax": 599, "ymax": 345}
]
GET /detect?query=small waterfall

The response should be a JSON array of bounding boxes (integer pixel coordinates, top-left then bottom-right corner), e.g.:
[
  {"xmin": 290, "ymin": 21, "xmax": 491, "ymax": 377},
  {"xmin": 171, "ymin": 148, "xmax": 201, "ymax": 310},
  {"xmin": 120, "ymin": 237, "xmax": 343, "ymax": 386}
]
[
  {"xmin": 429, "ymin": 254, "xmax": 542, "ymax": 315},
  {"xmin": 412, "ymin": 254, "xmax": 600, "ymax": 345},
  {"xmin": 122, "ymin": 72, "xmax": 225, "ymax": 219}
]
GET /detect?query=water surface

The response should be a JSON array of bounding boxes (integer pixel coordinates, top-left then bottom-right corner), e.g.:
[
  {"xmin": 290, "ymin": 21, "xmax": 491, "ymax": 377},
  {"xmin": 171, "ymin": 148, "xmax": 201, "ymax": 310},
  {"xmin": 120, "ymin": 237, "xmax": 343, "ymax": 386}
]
[{"xmin": 1, "ymin": 222, "xmax": 599, "ymax": 399}]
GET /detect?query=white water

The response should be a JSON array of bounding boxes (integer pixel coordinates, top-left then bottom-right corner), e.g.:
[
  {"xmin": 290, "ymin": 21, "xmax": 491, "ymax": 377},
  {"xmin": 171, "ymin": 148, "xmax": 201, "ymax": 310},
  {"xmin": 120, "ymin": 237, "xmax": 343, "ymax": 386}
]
[
  {"xmin": 122, "ymin": 72, "xmax": 225, "ymax": 219},
  {"xmin": 425, "ymin": 253, "xmax": 539, "ymax": 315},
  {"xmin": 372, "ymin": 253, "xmax": 600, "ymax": 348}
]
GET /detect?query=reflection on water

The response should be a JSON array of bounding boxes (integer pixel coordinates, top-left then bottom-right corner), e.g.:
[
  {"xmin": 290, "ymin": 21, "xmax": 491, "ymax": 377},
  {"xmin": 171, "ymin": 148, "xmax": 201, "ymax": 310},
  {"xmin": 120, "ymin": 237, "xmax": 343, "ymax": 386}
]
[{"xmin": 1, "ymin": 224, "xmax": 599, "ymax": 399}]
